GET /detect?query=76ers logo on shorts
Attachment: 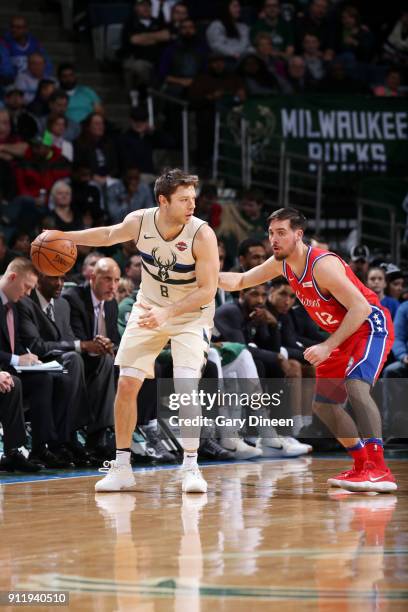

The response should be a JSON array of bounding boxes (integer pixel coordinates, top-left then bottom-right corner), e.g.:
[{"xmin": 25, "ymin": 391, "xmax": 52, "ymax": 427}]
[{"xmin": 175, "ymin": 241, "xmax": 188, "ymax": 252}]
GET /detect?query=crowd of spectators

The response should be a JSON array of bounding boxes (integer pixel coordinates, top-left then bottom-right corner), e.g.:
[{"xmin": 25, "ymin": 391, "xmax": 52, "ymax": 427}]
[{"xmin": 0, "ymin": 2, "xmax": 407, "ymax": 471}]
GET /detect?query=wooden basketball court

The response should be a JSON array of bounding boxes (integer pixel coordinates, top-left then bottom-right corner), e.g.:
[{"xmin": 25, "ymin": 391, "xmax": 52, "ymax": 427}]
[{"xmin": 1, "ymin": 457, "xmax": 407, "ymax": 611}]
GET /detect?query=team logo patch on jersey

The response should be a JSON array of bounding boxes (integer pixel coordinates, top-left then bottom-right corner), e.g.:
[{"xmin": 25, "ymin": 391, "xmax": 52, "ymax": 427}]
[
  {"xmin": 346, "ymin": 357, "xmax": 354, "ymax": 371},
  {"xmin": 302, "ymin": 281, "xmax": 313, "ymax": 288},
  {"xmin": 175, "ymin": 241, "xmax": 188, "ymax": 252},
  {"xmin": 152, "ymin": 247, "xmax": 177, "ymax": 281}
]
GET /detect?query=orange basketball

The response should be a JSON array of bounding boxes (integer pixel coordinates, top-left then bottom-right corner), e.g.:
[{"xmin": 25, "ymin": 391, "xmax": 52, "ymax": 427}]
[{"xmin": 30, "ymin": 231, "xmax": 77, "ymax": 276}]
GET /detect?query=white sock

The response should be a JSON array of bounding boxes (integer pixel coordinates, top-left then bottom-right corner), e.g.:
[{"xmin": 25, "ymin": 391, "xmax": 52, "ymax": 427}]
[
  {"xmin": 116, "ymin": 450, "xmax": 131, "ymax": 466},
  {"xmin": 183, "ymin": 452, "xmax": 198, "ymax": 469}
]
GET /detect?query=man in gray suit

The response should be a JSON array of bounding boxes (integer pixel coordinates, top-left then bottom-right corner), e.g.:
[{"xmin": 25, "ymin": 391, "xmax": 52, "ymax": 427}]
[{"xmin": 17, "ymin": 274, "xmax": 111, "ymax": 465}]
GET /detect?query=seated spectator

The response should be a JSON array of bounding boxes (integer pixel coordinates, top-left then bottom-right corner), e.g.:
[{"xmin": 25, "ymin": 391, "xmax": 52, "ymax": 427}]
[
  {"xmin": 384, "ymin": 264, "xmax": 405, "ymax": 301},
  {"xmin": 0, "ymin": 372, "xmax": 41, "ymax": 473},
  {"xmin": 26, "ymin": 78, "xmax": 56, "ymax": 118},
  {"xmin": 253, "ymin": 32, "xmax": 288, "ymax": 81},
  {"xmin": 15, "ymin": 53, "xmax": 50, "ymax": 104},
  {"xmin": 334, "ymin": 5, "xmax": 374, "ymax": 66},
  {"xmin": 236, "ymin": 238, "xmax": 267, "ymax": 272},
  {"xmin": 189, "ymin": 53, "xmax": 245, "ymax": 172},
  {"xmin": 168, "ymin": 2, "xmax": 189, "ymax": 35},
  {"xmin": 2, "ymin": 15, "xmax": 53, "ymax": 76},
  {"xmin": 0, "ymin": 107, "xmax": 28, "ymax": 162},
  {"xmin": 373, "ymin": 68, "xmax": 403, "ymax": 97},
  {"xmin": 78, "ymin": 251, "xmax": 104, "ymax": 283},
  {"xmin": 237, "ymin": 53, "xmax": 284, "ymax": 96},
  {"xmin": 74, "ymin": 112, "xmax": 119, "ymax": 178},
  {"xmin": 383, "ymin": 9, "xmax": 408, "ymax": 69},
  {"xmin": 159, "ymin": 18, "xmax": 207, "ymax": 99},
  {"xmin": 295, "ymin": 0, "xmax": 335, "ymax": 61},
  {"xmin": 69, "ymin": 164, "xmax": 104, "ymax": 224},
  {"xmin": 250, "ymin": 0, "xmax": 295, "ymax": 61},
  {"xmin": 349, "ymin": 244, "xmax": 370, "ymax": 283},
  {"xmin": 37, "ymin": 90, "xmax": 80, "ymax": 142},
  {"xmin": 120, "ymin": 0, "xmax": 170, "ymax": 105},
  {"xmin": 0, "ymin": 258, "xmax": 75, "ymax": 469},
  {"xmin": 217, "ymin": 189, "xmax": 268, "ymax": 260},
  {"xmin": 63, "ymin": 258, "xmax": 121, "ymax": 459},
  {"xmin": 113, "ymin": 239, "xmax": 140, "ymax": 273},
  {"xmin": 285, "ymin": 55, "xmax": 313, "ymax": 93},
  {"xmin": 318, "ymin": 58, "xmax": 369, "ymax": 94},
  {"xmin": 301, "ymin": 33, "xmax": 326, "ymax": 85},
  {"xmin": 206, "ymin": 0, "xmax": 251, "ymax": 65},
  {"xmin": 0, "ymin": 232, "xmax": 18, "ymax": 275},
  {"xmin": 381, "ymin": 299, "xmax": 408, "ymax": 433},
  {"xmin": 195, "ymin": 183, "xmax": 222, "ymax": 229},
  {"xmin": 58, "ymin": 63, "xmax": 103, "ymax": 124},
  {"xmin": 44, "ymin": 114, "xmax": 73, "ymax": 162},
  {"xmin": 118, "ymin": 106, "xmax": 174, "ymax": 181},
  {"xmin": 14, "ymin": 134, "xmax": 70, "ymax": 202},
  {"xmin": 47, "ymin": 181, "xmax": 83, "ymax": 232},
  {"xmin": 106, "ymin": 167, "xmax": 153, "ymax": 224},
  {"xmin": 367, "ymin": 266, "xmax": 400, "ymax": 319},
  {"xmin": 116, "ymin": 277, "xmax": 134, "ymax": 303},
  {"xmin": 3, "ymin": 84, "xmax": 38, "ymax": 140},
  {"xmin": 8, "ymin": 229, "xmax": 31, "ymax": 257},
  {"xmin": 17, "ymin": 272, "xmax": 92, "ymax": 466},
  {"xmin": 124, "ymin": 253, "xmax": 142, "ymax": 289}
]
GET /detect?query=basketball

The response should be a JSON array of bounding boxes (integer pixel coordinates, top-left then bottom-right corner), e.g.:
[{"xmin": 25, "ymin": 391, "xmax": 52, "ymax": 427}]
[{"xmin": 30, "ymin": 231, "xmax": 77, "ymax": 276}]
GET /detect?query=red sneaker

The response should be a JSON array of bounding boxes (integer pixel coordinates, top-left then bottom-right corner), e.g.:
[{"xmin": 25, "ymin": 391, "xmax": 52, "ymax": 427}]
[
  {"xmin": 337, "ymin": 462, "xmax": 398, "ymax": 493},
  {"xmin": 327, "ymin": 466, "xmax": 361, "ymax": 488}
]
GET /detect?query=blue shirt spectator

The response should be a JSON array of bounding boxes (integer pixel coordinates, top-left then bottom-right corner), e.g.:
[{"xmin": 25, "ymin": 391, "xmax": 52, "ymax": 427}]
[
  {"xmin": 106, "ymin": 168, "xmax": 153, "ymax": 223},
  {"xmin": 392, "ymin": 301, "xmax": 408, "ymax": 362},
  {"xmin": 0, "ymin": 42, "xmax": 15, "ymax": 90},
  {"xmin": 2, "ymin": 15, "xmax": 53, "ymax": 76},
  {"xmin": 381, "ymin": 295, "xmax": 400, "ymax": 320}
]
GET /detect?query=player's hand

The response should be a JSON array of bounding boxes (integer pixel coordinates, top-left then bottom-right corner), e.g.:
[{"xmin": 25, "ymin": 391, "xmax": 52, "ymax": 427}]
[
  {"xmin": 138, "ymin": 303, "xmax": 169, "ymax": 329},
  {"xmin": 18, "ymin": 353, "xmax": 41, "ymax": 366},
  {"xmin": 303, "ymin": 343, "xmax": 332, "ymax": 367},
  {"xmin": 0, "ymin": 371, "xmax": 14, "ymax": 393}
]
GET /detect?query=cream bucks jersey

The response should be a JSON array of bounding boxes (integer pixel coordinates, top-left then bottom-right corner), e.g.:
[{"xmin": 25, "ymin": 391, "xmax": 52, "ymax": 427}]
[{"xmin": 135, "ymin": 207, "xmax": 215, "ymax": 316}]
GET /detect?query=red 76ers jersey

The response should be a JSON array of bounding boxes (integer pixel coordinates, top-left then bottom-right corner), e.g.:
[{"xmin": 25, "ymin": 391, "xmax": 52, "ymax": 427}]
[{"xmin": 282, "ymin": 246, "xmax": 381, "ymax": 333}]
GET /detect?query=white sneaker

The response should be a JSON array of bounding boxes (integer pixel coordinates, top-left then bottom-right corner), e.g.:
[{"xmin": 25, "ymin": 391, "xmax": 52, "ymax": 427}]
[
  {"xmin": 284, "ymin": 436, "xmax": 313, "ymax": 454},
  {"xmin": 95, "ymin": 460, "xmax": 136, "ymax": 492},
  {"xmin": 257, "ymin": 436, "xmax": 306, "ymax": 458},
  {"xmin": 221, "ymin": 438, "xmax": 262, "ymax": 460},
  {"xmin": 182, "ymin": 465, "xmax": 208, "ymax": 493}
]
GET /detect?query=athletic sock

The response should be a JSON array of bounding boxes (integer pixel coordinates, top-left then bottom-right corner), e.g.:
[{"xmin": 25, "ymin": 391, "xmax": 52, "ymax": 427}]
[
  {"xmin": 364, "ymin": 437, "xmax": 387, "ymax": 471},
  {"xmin": 116, "ymin": 448, "xmax": 131, "ymax": 466},
  {"xmin": 346, "ymin": 440, "xmax": 368, "ymax": 471},
  {"xmin": 182, "ymin": 451, "xmax": 198, "ymax": 469}
]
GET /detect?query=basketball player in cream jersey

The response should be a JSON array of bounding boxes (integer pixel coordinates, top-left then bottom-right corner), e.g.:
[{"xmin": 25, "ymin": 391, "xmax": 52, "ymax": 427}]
[{"xmin": 41, "ymin": 170, "xmax": 219, "ymax": 493}]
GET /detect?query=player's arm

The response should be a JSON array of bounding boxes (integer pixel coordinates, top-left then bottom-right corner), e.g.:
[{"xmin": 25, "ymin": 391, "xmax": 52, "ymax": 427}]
[
  {"xmin": 219, "ymin": 256, "xmax": 283, "ymax": 291},
  {"xmin": 304, "ymin": 256, "xmax": 372, "ymax": 366},
  {"xmin": 138, "ymin": 225, "xmax": 219, "ymax": 327},
  {"xmin": 42, "ymin": 211, "xmax": 143, "ymax": 247}
]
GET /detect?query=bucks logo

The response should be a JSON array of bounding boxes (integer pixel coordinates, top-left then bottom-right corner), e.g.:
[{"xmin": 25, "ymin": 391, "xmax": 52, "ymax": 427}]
[{"xmin": 152, "ymin": 248, "xmax": 177, "ymax": 281}]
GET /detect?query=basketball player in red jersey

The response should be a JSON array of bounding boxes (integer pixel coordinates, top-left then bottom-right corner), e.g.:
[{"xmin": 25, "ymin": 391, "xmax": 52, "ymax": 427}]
[{"xmin": 219, "ymin": 208, "xmax": 397, "ymax": 493}]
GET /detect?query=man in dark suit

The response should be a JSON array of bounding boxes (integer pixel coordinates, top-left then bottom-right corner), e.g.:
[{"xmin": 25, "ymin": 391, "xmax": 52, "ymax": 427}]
[
  {"xmin": 0, "ymin": 371, "xmax": 41, "ymax": 472},
  {"xmin": 17, "ymin": 273, "xmax": 92, "ymax": 466},
  {"xmin": 63, "ymin": 257, "xmax": 121, "ymax": 458},
  {"xmin": 0, "ymin": 257, "xmax": 74, "ymax": 468}
]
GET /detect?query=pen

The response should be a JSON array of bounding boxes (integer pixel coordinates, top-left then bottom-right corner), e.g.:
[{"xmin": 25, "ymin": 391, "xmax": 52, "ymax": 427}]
[{"xmin": 26, "ymin": 347, "xmax": 32, "ymax": 354}]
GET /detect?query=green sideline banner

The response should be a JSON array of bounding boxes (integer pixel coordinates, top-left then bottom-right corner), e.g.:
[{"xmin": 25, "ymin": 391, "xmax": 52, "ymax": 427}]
[{"xmin": 239, "ymin": 95, "xmax": 408, "ymax": 174}]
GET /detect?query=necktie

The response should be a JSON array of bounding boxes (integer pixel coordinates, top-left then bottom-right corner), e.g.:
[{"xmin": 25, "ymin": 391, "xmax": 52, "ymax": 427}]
[
  {"xmin": 46, "ymin": 303, "xmax": 55, "ymax": 322},
  {"xmin": 4, "ymin": 303, "xmax": 15, "ymax": 353},
  {"xmin": 97, "ymin": 302, "xmax": 107, "ymax": 337}
]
